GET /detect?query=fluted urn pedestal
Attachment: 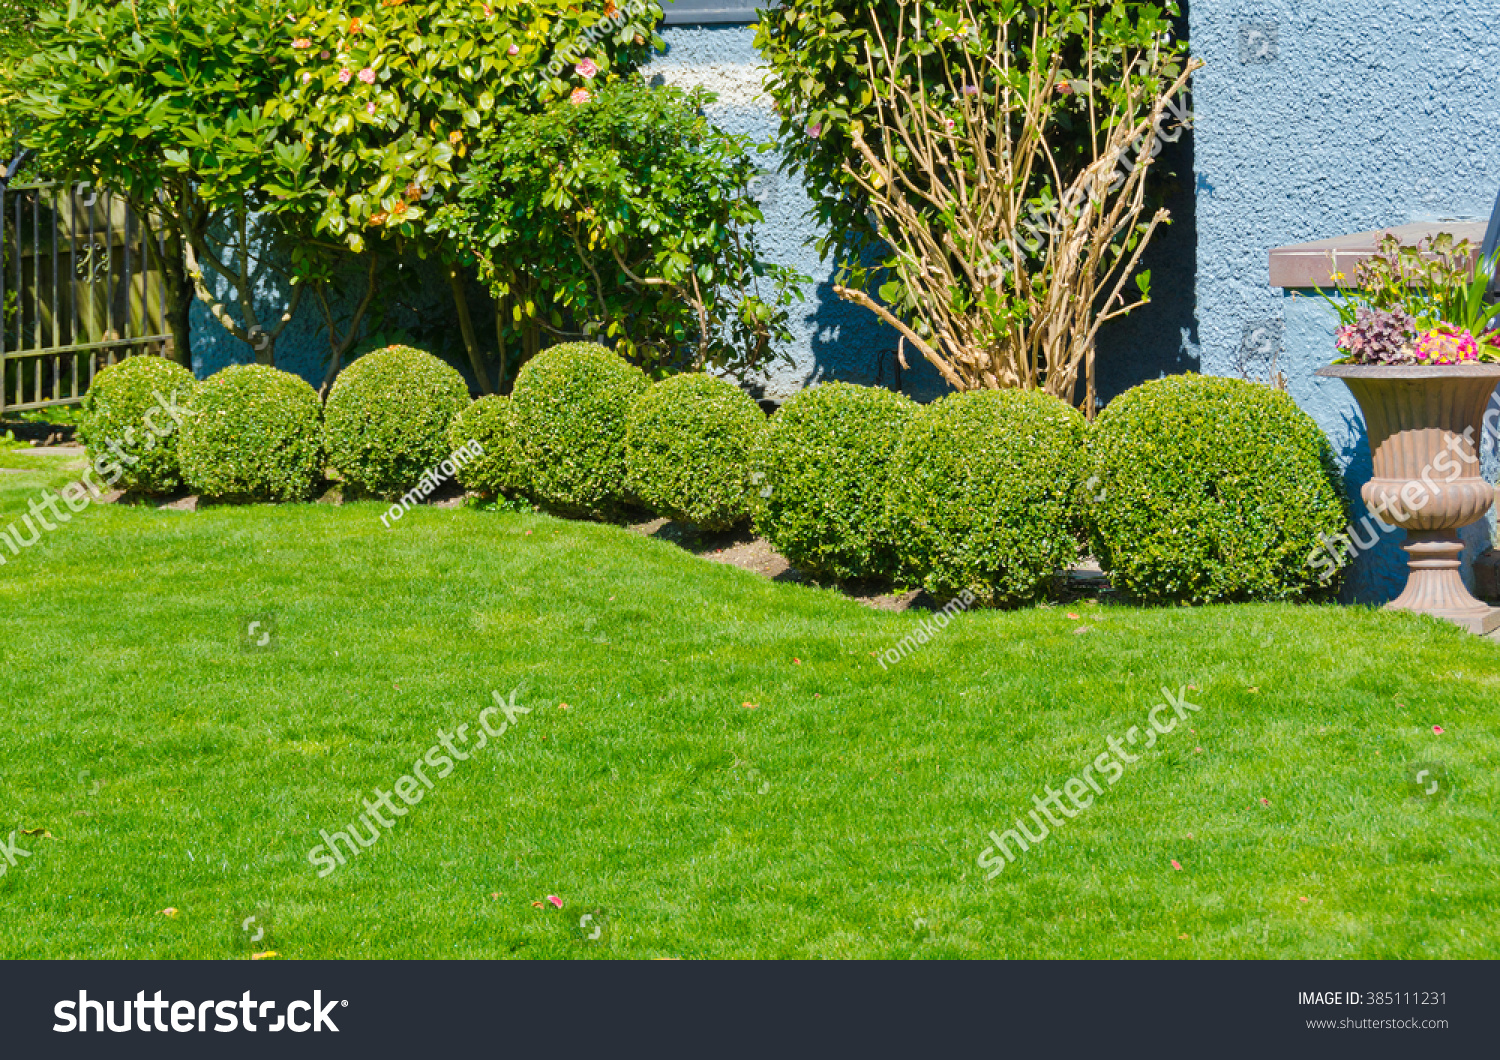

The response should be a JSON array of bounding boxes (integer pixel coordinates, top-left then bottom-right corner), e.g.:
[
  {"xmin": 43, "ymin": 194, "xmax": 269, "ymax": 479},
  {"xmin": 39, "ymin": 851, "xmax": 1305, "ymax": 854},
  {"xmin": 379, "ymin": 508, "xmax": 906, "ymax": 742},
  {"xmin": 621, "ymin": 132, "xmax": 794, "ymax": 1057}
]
[{"xmin": 1317, "ymin": 364, "xmax": 1500, "ymax": 634}]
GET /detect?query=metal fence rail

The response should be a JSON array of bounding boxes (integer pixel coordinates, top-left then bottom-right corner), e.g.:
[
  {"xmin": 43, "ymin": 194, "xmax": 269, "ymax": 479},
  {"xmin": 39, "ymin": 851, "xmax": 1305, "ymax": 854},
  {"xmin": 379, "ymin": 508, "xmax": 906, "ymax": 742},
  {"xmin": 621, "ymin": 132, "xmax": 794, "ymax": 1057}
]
[{"xmin": 0, "ymin": 179, "xmax": 173, "ymax": 413}]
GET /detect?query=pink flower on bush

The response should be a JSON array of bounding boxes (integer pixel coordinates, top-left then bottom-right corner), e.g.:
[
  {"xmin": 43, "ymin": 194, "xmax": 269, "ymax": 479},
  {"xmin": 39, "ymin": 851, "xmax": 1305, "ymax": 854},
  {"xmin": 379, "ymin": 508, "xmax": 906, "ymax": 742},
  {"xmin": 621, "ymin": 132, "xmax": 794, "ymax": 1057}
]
[
  {"xmin": 575, "ymin": 58, "xmax": 598, "ymax": 79},
  {"xmin": 358, "ymin": 67, "xmax": 376, "ymax": 84},
  {"xmin": 962, "ymin": 84, "xmax": 979, "ymax": 96},
  {"xmin": 320, "ymin": 50, "xmax": 330, "ymax": 59},
  {"xmin": 1413, "ymin": 326, "xmax": 1480, "ymax": 365},
  {"xmin": 366, "ymin": 101, "xmax": 377, "ymax": 115},
  {"xmin": 338, "ymin": 68, "xmax": 352, "ymax": 83},
  {"xmin": 943, "ymin": 117, "xmax": 956, "ymax": 131},
  {"xmin": 807, "ymin": 122, "xmax": 822, "ymax": 137},
  {"xmin": 569, "ymin": 87, "xmax": 592, "ymax": 105},
  {"xmin": 301, "ymin": 72, "xmax": 312, "ymax": 84},
  {"xmin": 291, "ymin": 38, "xmax": 312, "ymax": 49},
  {"xmin": 507, "ymin": 44, "xmax": 520, "ymax": 56}
]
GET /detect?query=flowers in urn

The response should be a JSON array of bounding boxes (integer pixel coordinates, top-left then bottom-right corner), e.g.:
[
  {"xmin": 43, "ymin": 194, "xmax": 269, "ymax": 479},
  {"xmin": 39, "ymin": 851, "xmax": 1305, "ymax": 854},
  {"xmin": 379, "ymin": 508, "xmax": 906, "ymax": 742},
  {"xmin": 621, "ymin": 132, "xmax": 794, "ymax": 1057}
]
[{"xmin": 1319, "ymin": 233, "xmax": 1500, "ymax": 364}]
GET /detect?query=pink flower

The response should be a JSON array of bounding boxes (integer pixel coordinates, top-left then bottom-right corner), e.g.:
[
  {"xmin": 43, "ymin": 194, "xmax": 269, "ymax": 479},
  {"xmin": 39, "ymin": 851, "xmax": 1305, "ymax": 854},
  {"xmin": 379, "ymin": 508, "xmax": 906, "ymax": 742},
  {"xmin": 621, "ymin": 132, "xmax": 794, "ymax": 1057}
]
[
  {"xmin": 365, "ymin": 101, "xmax": 376, "ymax": 114},
  {"xmin": 358, "ymin": 67, "xmax": 376, "ymax": 84},
  {"xmin": 962, "ymin": 84, "xmax": 979, "ymax": 96},
  {"xmin": 291, "ymin": 38, "xmax": 312, "ymax": 49},
  {"xmin": 320, "ymin": 50, "xmax": 330, "ymax": 59},
  {"xmin": 569, "ymin": 87, "xmax": 592, "ymax": 105},
  {"xmin": 943, "ymin": 117, "xmax": 956, "ymax": 131},
  {"xmin": 507, "ymin": 44, "xmax": 520, "ymax": 56},
  {"xmin": 574, "ymin": 58, "xmax": 598, "ymax": 79},
  {"xmin": 807, "ymin": 122, "xmax": 822, "ymax": 137},
  {"xmin": 1413, "ymin": 327, "xmax": 1479, "ymax": 365},
  {"xmin": 338, "ymin": 68, "xmax": 352, "ymax": 83},
  {"xmin": 1433, "ymin": 724, "xmax": 1444, "ymax": 735},
  {"xmin": 301, "ymin": 72, "xmax": 312, "ymax": 84}
]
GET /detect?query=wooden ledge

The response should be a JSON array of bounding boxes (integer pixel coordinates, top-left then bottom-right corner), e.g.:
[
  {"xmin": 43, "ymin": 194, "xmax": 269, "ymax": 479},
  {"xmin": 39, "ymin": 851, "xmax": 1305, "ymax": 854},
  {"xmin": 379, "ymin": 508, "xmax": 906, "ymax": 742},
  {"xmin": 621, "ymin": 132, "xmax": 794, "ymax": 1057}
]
[{"xmin": 1268, "ymin": 222, "xmax": 1487, "ymax": 289}]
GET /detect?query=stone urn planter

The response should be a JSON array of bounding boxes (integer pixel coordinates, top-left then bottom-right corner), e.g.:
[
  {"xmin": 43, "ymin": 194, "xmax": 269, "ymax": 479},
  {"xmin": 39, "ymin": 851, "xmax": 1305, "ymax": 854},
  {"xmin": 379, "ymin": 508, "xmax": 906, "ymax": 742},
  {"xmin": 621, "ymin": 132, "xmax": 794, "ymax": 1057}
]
[{"xmin": 1316, "ymin": 364, "xmax": 1500, "ymax": 634}]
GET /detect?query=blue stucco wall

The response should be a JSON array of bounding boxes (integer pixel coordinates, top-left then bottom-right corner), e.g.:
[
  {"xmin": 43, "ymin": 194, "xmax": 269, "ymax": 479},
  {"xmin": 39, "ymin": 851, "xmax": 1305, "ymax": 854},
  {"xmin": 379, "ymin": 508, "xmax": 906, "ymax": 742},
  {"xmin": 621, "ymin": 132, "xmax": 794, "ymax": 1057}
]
[{"xmin": 1189, "ymin": 1, "xmax": 1500, "ymax": 600}]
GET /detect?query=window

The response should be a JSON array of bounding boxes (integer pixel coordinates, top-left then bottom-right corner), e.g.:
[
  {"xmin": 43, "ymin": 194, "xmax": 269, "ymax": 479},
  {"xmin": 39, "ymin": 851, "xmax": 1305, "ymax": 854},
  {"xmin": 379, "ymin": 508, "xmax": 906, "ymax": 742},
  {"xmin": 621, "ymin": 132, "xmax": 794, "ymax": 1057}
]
[{"xmin": 659, "ymin": 0, "xmax": 775, "ymax": 25}]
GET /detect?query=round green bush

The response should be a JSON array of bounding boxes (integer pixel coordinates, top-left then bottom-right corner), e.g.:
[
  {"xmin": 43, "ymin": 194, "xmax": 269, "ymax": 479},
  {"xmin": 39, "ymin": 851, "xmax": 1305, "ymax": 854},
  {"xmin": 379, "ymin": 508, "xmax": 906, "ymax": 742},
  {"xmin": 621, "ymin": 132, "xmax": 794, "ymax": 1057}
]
[
  {"xmin": 749, "ymin": 382, "xmax": 916, "ymax": 581},
  {"xmin": 626, "ymin": 373, "xmax": 766, "ymax": 530},
  {"xmin": 447, "ymin": 394, "xmax": 524, "ymax": 498},
  {"xmin": 77, "ymin": 356, "xmax": 196, "ymax": 494},
  {"xmin": 179, "ymin": 364, "xmax": 324, "ymax": 502},
  {"xmin": 1088, "ymin": 374, "xmax": 1349, "ymax": 604},
  {"xmin": 324, "ymin": 344, "xmax": 471, "ymax": 499},
  {"xmin": 510, "ymin": 342, "xmax": 649, "ymax": 517},
  {"xmin": 887, "ymin": 389, "xmax": 1088, "ymax": 602}
]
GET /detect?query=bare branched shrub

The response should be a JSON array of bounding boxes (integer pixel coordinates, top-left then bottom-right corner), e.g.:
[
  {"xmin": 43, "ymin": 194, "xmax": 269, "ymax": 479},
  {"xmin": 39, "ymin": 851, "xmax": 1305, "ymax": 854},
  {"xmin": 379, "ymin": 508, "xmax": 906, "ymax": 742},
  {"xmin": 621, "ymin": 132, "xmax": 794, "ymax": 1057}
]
[{"xmin": 779, "ymin": 1, "xmax": 1199, "ymax": 413}]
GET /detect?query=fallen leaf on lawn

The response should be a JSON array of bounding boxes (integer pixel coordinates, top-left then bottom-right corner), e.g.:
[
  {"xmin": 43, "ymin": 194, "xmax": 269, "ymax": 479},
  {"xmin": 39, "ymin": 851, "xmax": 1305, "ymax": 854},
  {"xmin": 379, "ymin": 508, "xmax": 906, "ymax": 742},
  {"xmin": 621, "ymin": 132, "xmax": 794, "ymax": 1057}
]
[
  {"xmin": 1433, "ymin": 725, "xmax": 1444, "ymax": 735},
  {"xmin": 1186, "ymin": 833, "xmax": 1193, "ymax": 839},
  {"xmin": 531, "ymin": 901, "xmax": 544, "ymax": 908},
  {"xmin": 547, "ymin": 895, "xmax": 564, "ymax": 908},
  {"xmin": 557, "ymin": 703, "xmax": 570, "ymax": 710},
  {"xmin": 813, "ymin": 693, "xmax": 821, "ymax": 699},
  {"xmin": 1247, "ymin": 687, "xmax": 1259, "ymax": 693},
  {"xmin": 250, "ymin": 951, "xmax": 279, "ymax": 960},
  {"xmin": 1171, "ymin": 860, "xmax": 1183, "ymax": 871},
  {"xmin": 1298, "ymin": 897, "xmax": 1309, "ymax": 903},
  {"xmin": 19, "ymin": 828, "xmax": 59, "ymax": 840},
  {"xmin": 1194, "ymin": 746, "xmax": 1203, "ymax": 753},
  {"xmin": 1066, "ymin": 612, "xmax": 1080, "ymax": 620},
  {"xmin": 1178, "ymin": 934, "xmax": 1190, "ymax": 940},
  {"xmin": 1072, "ymin": 626, "xmax": 1092, "ymax": 634},
  {"xmin": 742, "ymin": 702, "xmax": 758, "ymax": 709},
  {"xmin": 160, "ymin": 908, "xmax": 179, "ymax": 918},
  {"xmin": 489, "ymin": 892, "xmax": 501, "ymax": 899},
  {"xmin": 1188, "ymin": 685, "xmax": 1199, "ymax": 691},
  {"xmin": 1260, "ymin": 798, "xmax": 1269, "ymax": 806}
]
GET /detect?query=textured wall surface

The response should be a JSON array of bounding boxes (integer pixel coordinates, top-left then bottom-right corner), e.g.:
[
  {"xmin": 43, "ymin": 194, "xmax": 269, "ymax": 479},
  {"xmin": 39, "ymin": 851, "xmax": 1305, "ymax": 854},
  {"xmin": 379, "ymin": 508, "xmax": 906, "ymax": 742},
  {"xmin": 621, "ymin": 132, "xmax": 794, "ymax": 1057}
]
[
  {"xmin": 647, "ymin": 24, "xmax": 949, "ymax": 402},
  {"xmin": 1191, "ymin": 1, "xmax": 1500, "ymax": 600}
]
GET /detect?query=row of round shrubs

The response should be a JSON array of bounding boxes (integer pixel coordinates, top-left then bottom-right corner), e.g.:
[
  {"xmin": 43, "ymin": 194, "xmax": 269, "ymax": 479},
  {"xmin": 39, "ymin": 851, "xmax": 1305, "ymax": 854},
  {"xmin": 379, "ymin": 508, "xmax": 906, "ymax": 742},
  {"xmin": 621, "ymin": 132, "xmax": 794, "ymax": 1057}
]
[
  {"xmin": 81, "ymin": 345, "xmax": 470, "ymax": 504},
  {"xmin": 444, "ymin": 343, "xmax": 1346, "ymax": 606},
  {"xmin": 82, "ymin": 342, "xmax": 1349, "ymax": 606}
]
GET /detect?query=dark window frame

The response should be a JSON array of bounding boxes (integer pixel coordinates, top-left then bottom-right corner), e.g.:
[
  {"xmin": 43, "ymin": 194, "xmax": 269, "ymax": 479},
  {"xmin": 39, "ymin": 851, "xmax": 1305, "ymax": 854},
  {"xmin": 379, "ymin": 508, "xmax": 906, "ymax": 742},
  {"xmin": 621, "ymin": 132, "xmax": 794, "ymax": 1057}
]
[{"xmin": 659, "ymin": 0, "xmax": 775, "ymax": 25}]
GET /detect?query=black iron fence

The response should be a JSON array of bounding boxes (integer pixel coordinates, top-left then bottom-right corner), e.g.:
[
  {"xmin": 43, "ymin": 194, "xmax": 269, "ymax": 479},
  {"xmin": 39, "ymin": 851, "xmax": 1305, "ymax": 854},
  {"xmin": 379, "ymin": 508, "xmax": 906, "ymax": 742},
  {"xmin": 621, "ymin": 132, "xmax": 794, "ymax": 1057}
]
[{"xmin": 0, "ymin": 178, "xmax": 173, "ymax": 412}]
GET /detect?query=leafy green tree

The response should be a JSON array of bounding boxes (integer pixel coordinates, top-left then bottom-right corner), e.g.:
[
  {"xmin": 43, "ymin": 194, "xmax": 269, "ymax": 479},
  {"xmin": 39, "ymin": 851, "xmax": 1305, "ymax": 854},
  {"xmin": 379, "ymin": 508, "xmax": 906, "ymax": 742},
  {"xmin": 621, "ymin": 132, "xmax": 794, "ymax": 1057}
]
[
  {"xmin": 11, "ymin": 0, "xmax": 302, "ymax": 364},
  {"xmin": 268, "ymin": 0, "xmax": 665, "ymax": 390},
  {"xmin": 438, "ymin": 77, "xmax": 806, "ymax": 381}
]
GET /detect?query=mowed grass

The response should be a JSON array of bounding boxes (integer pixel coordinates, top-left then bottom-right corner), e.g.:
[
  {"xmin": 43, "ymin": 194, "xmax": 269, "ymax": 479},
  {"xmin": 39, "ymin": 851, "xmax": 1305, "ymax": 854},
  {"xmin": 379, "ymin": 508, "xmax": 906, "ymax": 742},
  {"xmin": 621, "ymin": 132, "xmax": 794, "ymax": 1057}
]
[{"xmin": 1, "ymin": 450, "xmax": 1498, "ymax": 959}]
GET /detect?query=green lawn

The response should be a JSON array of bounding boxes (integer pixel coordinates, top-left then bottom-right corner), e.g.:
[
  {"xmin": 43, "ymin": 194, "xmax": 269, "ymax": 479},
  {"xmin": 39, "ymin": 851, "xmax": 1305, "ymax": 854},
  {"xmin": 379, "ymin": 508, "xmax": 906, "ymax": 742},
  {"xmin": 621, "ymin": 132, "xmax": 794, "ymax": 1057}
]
[{"xmin": 1, "ymin": 449, "xmax": 1497, "ymax": 959}]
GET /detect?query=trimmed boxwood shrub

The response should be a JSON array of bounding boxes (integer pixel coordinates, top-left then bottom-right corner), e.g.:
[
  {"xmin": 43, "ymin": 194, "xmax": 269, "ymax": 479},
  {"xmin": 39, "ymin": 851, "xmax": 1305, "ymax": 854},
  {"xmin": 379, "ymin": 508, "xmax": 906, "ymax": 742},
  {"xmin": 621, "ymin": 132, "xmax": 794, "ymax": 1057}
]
[
  {"xmin": 77, "ymin": 355, "xmax": 196, "ymax": 494},
  {"xmin": 179, "ymin": 364, "xmax": 324, "ymax": 502},
  {"xmin": 749, "ymin": 381, "xmax": 916, "ymax": 581},
  {"xmin": 510, "ymin": 342, "xmax": 648, "ymax": 517},
  {"xmin": 1088, "ymin": 374, "xmax": 1349, "ymax": 604},
  {"xmin": 447, "ymin": 394, "xmax": 524, "ymax": 498},
  {"xmin": 626, "ymin": 373, "xmax": 765, "ymax": 530},
  {"xmin": 324, "ymin": 344, "xmax": 470, "ymax": 499},
  {"xmin": 887, "ymin": 389, "xmax": 1088, "ymax": 602}
]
